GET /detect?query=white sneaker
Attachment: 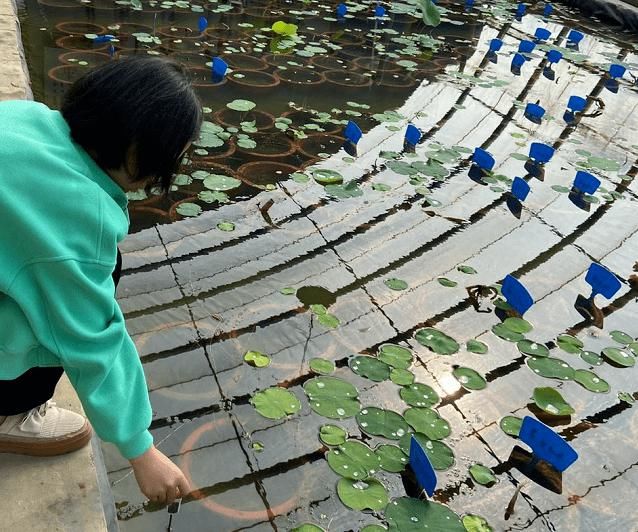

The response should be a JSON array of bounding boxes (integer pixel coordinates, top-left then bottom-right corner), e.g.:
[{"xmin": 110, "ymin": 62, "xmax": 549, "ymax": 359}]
[{"xmin": 0, "ymin": 400, "xmax": 92, "ymax": 456}]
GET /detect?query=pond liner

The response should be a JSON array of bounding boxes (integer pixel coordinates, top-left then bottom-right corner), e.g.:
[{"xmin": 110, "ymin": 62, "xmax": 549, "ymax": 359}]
[{"xmin": 556, "ymin": 0, "xmax": 638, "ymax": 32}]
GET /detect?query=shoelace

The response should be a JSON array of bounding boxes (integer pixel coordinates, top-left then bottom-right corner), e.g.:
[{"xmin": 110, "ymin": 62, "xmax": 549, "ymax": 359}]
[{"xmin": 19, "ymin": 400, "xmax": 56, "ymax": 432}]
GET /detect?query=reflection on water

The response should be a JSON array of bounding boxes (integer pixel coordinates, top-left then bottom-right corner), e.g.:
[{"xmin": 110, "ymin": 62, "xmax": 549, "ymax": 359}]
[{"xmin": 17, "ymin": 0, "xmax": 638, "ymax": 529}]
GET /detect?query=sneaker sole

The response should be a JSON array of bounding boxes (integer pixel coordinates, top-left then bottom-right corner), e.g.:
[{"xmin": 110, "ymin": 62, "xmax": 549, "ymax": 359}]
[{"xmin": 0, "ymin": 420, "xmax": 93, "ymax": 456}]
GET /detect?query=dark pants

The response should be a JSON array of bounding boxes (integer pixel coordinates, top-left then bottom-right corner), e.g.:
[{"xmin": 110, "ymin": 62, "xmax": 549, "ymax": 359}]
[{"xmin": 0, "ymin": 249, "xmax": 122, "ymax": 416}]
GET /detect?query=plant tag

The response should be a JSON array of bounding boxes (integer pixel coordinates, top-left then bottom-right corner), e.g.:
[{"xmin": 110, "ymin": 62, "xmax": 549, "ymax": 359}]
[
  {"xmin": 520, "ymin": 416, "xmax": 578, "ymax": 472},
  {"xmin": 511, "ymin": 177, "xmax": 530, "ymax": 201},
  {"xmin": 409, "ymin": 436, "xmax": 437, "ymax": 497},
  {"xmin": 472, "ymin": 147, "xmax": 495, "ymax": 171},
  {"xmin": 404, "ymin": 124, "xmax": 421, "ymax": 147},
  {"xmin": 573, "ymin": 171, "xmax": 600, "ymax": 195},
  {"xmin": 502, "ymin": 274, "xmax": 534, "ymax": 315},
  {"xmin": 198, "ymin": 16, "xmax": 208, "ymax": 32},
  {"xmin": 211, "ymin": 57, "xmax": 228, "ymax": 83},
  {"xmin": 585, "ymin": 263, "xmax": 621, "ymax": 299},
  {"xmin": 344, "ymin": 121, "xmax": 362, "ymax": 145}
]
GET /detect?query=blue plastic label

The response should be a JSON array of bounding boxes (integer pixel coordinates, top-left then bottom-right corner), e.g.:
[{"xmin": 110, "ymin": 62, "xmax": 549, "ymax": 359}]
[
  {"xmin": 511, "ymin": 177, "xmax": 530, "ymax": 201},
  {"xmin": 336, "ymin": 3, "xmax": 348, "ymax": 17},
  {"xmin": 573, "ymin": 171, "xmax": 600, "ymax": 195},
  {"xmin": 567, "ymin": 95, "xmax": 586, "ymax": 112},
  {"xmin": 609, "ymin": 64, "xmax": 626, "ymax": 79},
  {"xmin": 404, "ymin": 124, "xmax": 422, "ymax": 146},
  {"xmin": 518, "ymin": 40, "xmax": 535, "ymax": 54},
  {"xmin": 93, "ymin": 34, "xmax": 115, "ymax": 43},
  {"xmin": 529, "ymin": 142, "xmax": 554, "ymax": 164},
  {"xmin": 535, "ymin": 28, "xmax": 551, "ymax": 41},
  {"xmin": 516, "ymin": 3, "xmax": 526, "ymax": 17},
  {"xmin": 567, "ymin": 29, "xmax": 584, "ymax": 44},
  {"xmin": 543, "ymin": 3, "xmax": 553, "ymax": 16},
  {"xmin": 344, "ymin": 121, "xmax": 362, "ymax": 145},
  {"xmin": 511, "ymin": 53, "xmax": 526, "ymax": 70},
  {"xmin": 524, "ymin": 103, "xmax": 545, "ymax": 121},
  {"xmin": 211, "ymin": 57, "xmax": 228, "ymax": 83},
  {"xmin": 502, "ymin": 274, "xmax": 534, "ymax": 315},
  {"xmin": 374, "ymin": 4, "xmax": 385, "ymax": 17},
  {"xmin": 585, "ymin": 263, "xmax": 622, "ymax": 299},
  {"xmin": 547, "ymin": 50, "xmax": 562, "ymax": 64},
  {"xmin": 472, "ymin": 147, "xmax": 495, "ymax": 171},
  {"xmin": 409, "ymin": 436, "xmax": 437, "ymax": 497},
  {"xmin": 198, "ymin": 16, "xmax": 208, "ymax": 32},
  {"xmin": 490, "ymin": 38, "xmax": 503, "ymax": 52},
  {"xmin": 520, "ymin": 416, "xmax": 578, "ymax": 473}
]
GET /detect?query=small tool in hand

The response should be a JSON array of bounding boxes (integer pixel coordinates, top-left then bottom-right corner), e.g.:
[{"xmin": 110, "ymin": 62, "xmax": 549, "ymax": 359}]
[{"xmin": 167, "ymin": 498, "xmax": 182, "ymax": 531}]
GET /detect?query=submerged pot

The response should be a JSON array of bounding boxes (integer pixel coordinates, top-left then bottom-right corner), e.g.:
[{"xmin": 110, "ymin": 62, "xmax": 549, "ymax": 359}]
[
  {"xmin": 280, "ymin": 109, "xmax": 342, "ymax": 136},
  {"xmin": 213, "ymin": 108, "xmax": 275, "ymax": 131},
  {"xmin": 309, "ymin": 54, "xmax": 351, "ymax": 71},
  {"xmin": 297, "ymin": 134, "xmax": 345, "ymax": 160},
  {"xmin": 274, "ymin": 68, "xmax": 325, "ymax": 87},
  {"xmin": 353, "ymin": 56, "xmax": 401, "ymax": 72},
  {"xmin": 235, "ymin": 132, "xmax": 296, "ymax": 162},
  {"xmin": 323, "ymin": 69, "xmax": 371, "ymax": 90},
  {"xmin": 220, "ymin": 53, "xmax": 268, "ymax": 71},
  {"xmin": 58, "ymin": 51, "xmax": 111, "ymax": 67},
  {"xmin": 374, "ymin": 70, "xmax": 417, "ymax": 91},
  {"xmin": 237, "ymin": 161, "xmax": 299, "ymax": 189},
  {"xmin": 227, "ymin": 69, "xmax": 280, "ymax": 93},
  {"xmin": 48, "ymin": 64, "xmax": 92, "ymax": 85},
  {"xmin": 129, "ymin": 206, "xmax": 171, "ymax": 231},
  {"xmin": 54, "ymin": 21, "xmax": 106, "ymax": 36},
  {"xmin": 55, "ymin": 35, "xmax": 110, "ymax": 51}
]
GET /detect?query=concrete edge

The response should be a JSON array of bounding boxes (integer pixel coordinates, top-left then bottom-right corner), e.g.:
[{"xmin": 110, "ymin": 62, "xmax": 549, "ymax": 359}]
[
  {"xmin": 5, "ymin": 0, "xmax": 33, "ymax": 100},
  {"xmin": 557, "ymin": 0, "xmax": 638, "ymax": 32},
  {"xmin": 92, "ymin": 433, "xmax": 120, "ymax": 532}
]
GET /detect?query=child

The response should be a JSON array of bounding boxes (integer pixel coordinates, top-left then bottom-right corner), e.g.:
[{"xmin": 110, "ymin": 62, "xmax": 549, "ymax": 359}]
[{"xmin": 0, "ymin": 56, "xmax": 202, "ymax": 505}]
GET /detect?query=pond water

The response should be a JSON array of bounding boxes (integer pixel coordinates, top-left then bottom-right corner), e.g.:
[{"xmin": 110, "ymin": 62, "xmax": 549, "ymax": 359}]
[{"xmin": 17, "ymin": 0, "xmax": 638, "ymax": 530}]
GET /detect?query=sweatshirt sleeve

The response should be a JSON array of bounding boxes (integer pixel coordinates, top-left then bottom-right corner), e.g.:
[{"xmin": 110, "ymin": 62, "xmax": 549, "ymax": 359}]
[{"xmin": 8, "ymin": 257, "xmax": 153, "ymax": 460}]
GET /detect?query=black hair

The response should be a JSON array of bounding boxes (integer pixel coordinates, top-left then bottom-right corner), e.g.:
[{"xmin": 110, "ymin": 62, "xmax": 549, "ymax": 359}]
[{"xmin": 61, "ymin": 56, "xmax": 202, "ymax": 195}]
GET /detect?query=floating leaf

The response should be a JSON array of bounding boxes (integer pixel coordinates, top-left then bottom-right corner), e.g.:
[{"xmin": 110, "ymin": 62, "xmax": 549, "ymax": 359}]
[
  {"xmin": 619, "ymin": 392, "xmax": 635, "ymax": 404},
  {"xmin": 361, "ymin": 526, "xmax": 387, "ymax": 532},
  {"xmin": 492, "ymin": 323, "xmax": 524, "ymax": 342},
  {"xmin": 533, "ymin": 387, "xmax": 575, "ymax": 416},
  {"xmin": 400, "ymin": 383, "xmax": 439, "ymax": 408},
  {"xmin": 217, "ymin": 221, "xmax": 235, "ymax": 231},
  {"xmin": 243, "ymin": 350, "xmax": 271, "ymax": 368},
  {"xmin": 517, "ymin": 339, "xmax": 549, "ymax": 357},
  {"xmin": 175, "ymin": 202, "xmax": 202, "ymax": 217},
  {"xmin": 378, "ymin": 344, "xmax": 413, "ymax": 369},
  {"xmin": 390, "ymin": 368, "xmax": 415, "ymax": 386},
  {"xmin": 466, "ymin": 340, "xmax": 488, "ymax": 354},
  {"xmin": 319, "ymin": 424, "xmax": 347, "ymax": 446},
  {"xmin": 399, "ymin": 433, "xmax": 454, "ymax": 470},
  {"xmin": 602, "ymin": 347, "xmax": 635, "ymax": 367},
  {"xmin": 469, "ymin": 464, "xmax": 497, "ymax": 486},
  {"xmin": 372, "ymin": 183, "xmax": 391, "ymax": 192},
  {"xmin": 356, "ymin": 407, "xmax": 410, "ymax": 440},
  {"xmin": 237, "ymin": 138, "xmax": 257, "ymax": 150},
  {"xmin": 327, "ymin": 440, "xmax": 380, "ymax": 479},
  {"xmin": 438, "ymin": 277, "xmax": 458, "ymax": 287},
  {"xmin": 325, "ymin": 181, "xmax": 363, "ymax": 199},
  {"xmin": 415, "ymin": 328, "xmax": 459, "ymax": 355},
  {"xmin": 457, "ymin": 265, "xmax": 477, "ymax": 274},
  {"xmin": 291, "ymin": 524, "xmax": 325, "ymax": 532},
  {"xmin": 610, "ymin": 330, "xmax": 633, "ymax": 345},
  {"xmin": 628, "ymin": 342, "xmax": 638, "ymax": 356},
  {"xmin": 557, "ymin": 334, "xmax": 584, "ymax": 354},
  {"xmin": 526, "ymin": 357, "xmax": 575, "ymax": 380},
  {"xmin": 280, "ymin": 287, "xmax": 296, "ymax": 295},
  {"xmin": 503, "ymin": 317, "xmax": 533, "ymax": 334},
  {"xmin": 337, "ymin": 477, "xmax": 388, "ymax": 511},
  {"xmin": 375, "ymin": 444, "xmax": 408, "ymax": 473},
  {"xmin": 385, "ymin": 277, "xmax": 408, "ymax": 291},
  {"xmin": 386, "ymin": 497, "xmax": 464, "ymax": 531},
  {"xmin": 499, "ymin": 416, "xmax": 523, "ymax": 437},
  {"xmin": 580, "ymin": 350, "xmax": 603, "ymax": 366},
  {"xmin": 551, "ymin": 185, "xmax": 571, "ymax": 193},
  {"xmin": 203, "ymin": 173, "xmax": 241, "ymax": 191},
  {"xmin": 309, "ymin": 358, "xmax": 335, "ymax": 375},
  {"xmin": 462, "ymin": 514, "xmax": 493, "ymax": 532},
  {"xmin": 350, "ymin": 356, "xmax": 391, "ymax": 382},
  {"xmin": 291, "ymin": 172, "xmax": 310, "ymax": 183},
  {"xmin": 304, "ymin": 376, "xmax": 360, "ymax": 419},
  {"xmin": 313, "ymin": 168, "xmax": 343, "ymax": 185},
  {"xmin": 250, "ymin": 387, "xmax": 301, "ymax": 419},
  {"xmin": 403, "ymin": 407, "xmax": 450, "ymax": 440},
  {"xmin": 587, "ymin": 156, "xmax": 620, "ymax": 172},
  {"xmin": 198, "ymin": 190, "xmax": 229, "ymax": 204},
  {"xmin": 417, "ymin": 0, "xmax": 441, "ymax": 26},
  {"xmin": 317, "ymin": 312, "xmax": 340, "ymax": 328},
  {"xmin": 272, "ymin": 20, "xmax": 298, "ymax": 36},
  {"xmin": 574, "ymin": 369, "xmax": 609, "ymax": 393},
  {"xmin": 453, "ymin": 367, "xmax": 487, "ymax": 390},
  {"xmin": 227, "ymin": 99, "xmax": 256, "ymax": 111}
]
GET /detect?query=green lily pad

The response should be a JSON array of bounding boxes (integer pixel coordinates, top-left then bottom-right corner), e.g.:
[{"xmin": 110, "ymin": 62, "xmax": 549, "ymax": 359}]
[
  {"xmin": 415, "ymin": 328, "xmax": 459, "ymax": 355},
  {"xmin": 574, "ymin": 369, "xmax": 609, "ymax": 393},
  {"xmin": 438, "ymin": 277, "xmax": 458, "ymax": 287},
  {"xmin": 628, "ymin": 342, "xmax": 638, "ymax": 356},
  {"xmin": 327, "ymin": 440, "xmax": 380, "ymax": 479},
  {"xmin": 361, "ymin": 526, "xmax": 387, "ymax": 532},
  {"xmin": 533, "ymin": 387, "xmax": 575, "ymax": 416},
  {"xmin": 556, "ymin": 334, "xmax": 584, "ymax": 354},
  {"xmin": 280, "ymin": 287, "xmax": 296, "ymax": 295},
  {"xmin": 466, "ymin": 340, "xmax": 488, "ymax": 354},
  {"xmin": 453, "ymin": 367, "xmax": 487, "ymax": 390},
  {"xmin": 250, "ymin": 387, "xmax": 301, "ymax": 419},
  {"xmin": 317, "ymin": 312, "xmax": 340, "ymax": 328},
  {"xmin": 199, "ymin": 190, "xmax": 229, "ymax": 204},
  {"xmin": 385, "ymin": 278, "xmax": 408, "ymax": 291},
  {"xmin": 243, "ymin": 350, "xmax": 271, "ymax": 368},
  {"xmin": 469, "ymin": 464, "xmax": 496, "ymax": 485},
  {"xmin": 399, "ymin": 433, "xmax": 454, "ymax": 470},
  {"xmin": 503, "ymin": 317, "xmax": 533, "ymax": 334},
  {"xmin": 356, "ymin": 407, "xmax": 410, "ymax": 440},
  {"xmin": 309, "ymin": 358, "xmax": 335, "ymax": 375},
  {"xmin": 499, "ymin": 415, "xmax": 523, "ymax": 437},
  {"xmin": 291, "ymin": 524, "xmax": 325, "ymax": 532},
  {"xmin": 217, "ymin": 221, "xmax": 235, "ymax": 231},
  {"xmin": 378, "ymin": 344, "xmax": 413, "ymax": 369},
  {"xmin": 400, "ymin": 383, "xmax": 439, "ymax": 408},
  {"xmin": 319, "ymin": 424, "xmax": 347, "ymax": 446},
  {"xmin": 350, "ymin": 356, "xmax": 391, "ymax": 382},
  {"xmin": 462, "ymin": 514, "xmax": 493, "ymax": 532},
  {"xmin": 304, "ymin": 376, "xmax": 360, "ymax": 419},
  {"xmin": 610, "ymin": 330, "xmax": 634, "ymax": 345},
  {"xmin": 517, "ymin": 340, "xmax": 550, "ymax": 357},
  {"xmin": 492, "ymin": 323, "xmax": 524, "ymax": 342},
  {"xmin": 580, "ymin": 350, "xmax": 603, "ymax": 366},
  {"xmin": 390, "ymin": 368, "xmax": 415, "ymax": 386},
  {"xmin": 313, "ymin": 168, "xmax": 343, "ymax": 185},
  {"xmin": 227, "ymin": 99, "xmax": 256, "ymax": 111},
  {"xmin": 602, "ymin": 347, "xmax": 635, "ymax": 367},
  {"xmin": 526, "ymin": 357, "xmax": 575, "ymax": 380},
  {"xmin": 325, "ymin": 181, "xmax": 363, "ymax": 199},
  {"xmin": 203, "ymin": 173, "xmax": 242, "ymax": 191},
  {"xmin": 291, "ymin": 172, "xmax": 310, "ymax": 183},
  {"xmin": 457, "ymin": 265, "xmax": 477, "ymax": 274},
  {"xmin": 587, "ymin": 156, "xmax": 620, "ymax": 172},
  {"xmin": 175, "ymin": 202, "xmax": 202, "ymax": 217},
  {"xmin": 403, "ymin": 407, "xmax": 450, "ymax": 440},
  {"xmin": 417, "ymin": 0, "xmax": 441, "ymax": 26},
  {"xmin": 619, "ymin": 392, "xmax": 635, "ymax": 404},
  {"xmin": 375, "ymin": 444, "xmax": 409, "ymax": 473},
  {"xmin": 386, "ymin": 497, "xmax": 464, "ymax": 531},
  {"xmin": 551, "ymin": 185, "xmax": 571, "ymax": 193},
  {"xmin": 337, "ymin": 477, "xmax": 388, "ymax": 511}
]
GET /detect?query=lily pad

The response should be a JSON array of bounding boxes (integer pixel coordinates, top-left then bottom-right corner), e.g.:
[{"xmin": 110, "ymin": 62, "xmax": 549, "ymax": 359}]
[
  {"xmin": 250, "ymin": 387, "xmax": 301, "ymax": 419},
  {"xmin": 466, "ymin": 340, "xmax": 488, "ymax": 354},
  {"xmin": 415, "ymin": 328, "xmax": 460, "ymax": 355},
  {"xmin": 350, "ymin": 356, "xmax": 391, "ymax": 382},
  {"xmin": 280, "ymin": 287, "xmax": 296, "ymax": 295},
  {"xmin": 378, "ymin": 344, "xmax": 413, "ymax": 369},
  {"xmin": 317, "ymin": 312, "xmax": 340, "ymax": 328},
  {"xmin": 337, "ymin": 477, "xmax": 388, "ymax": 511},
  {"xmin": 356, "ymin": 407, "xmax": 410, "ymax": 440},
  {"xmin": 587, "ymin": 156, "xmax": 620, "ymax": 172},
  {"xmin": 438, "ymin": 277, "xmax": 458, "ymax": 287},
  {"xmin": 628, "ymin": 342, "xmax": 638, "ymax": 356},
  {"xmin": 227, "ymin": 99, "xmax": 256, "ymax": 111},
  {"xmin": 452, "ymin": 367, "xmax": 487, "ymax": 390},
  {"xmin": 390, "ymin": 368, "xmax": 415, "ymax": 386},
  {"xmin": 602, "ymin": 347, "xmax": 635, "ymax": 367},
  {"xmin": 556, "ymin": 334, "xmax": 584, "ymax": 354},
  {"xmin": 385, "ymin": 277, "xmax": 408, "ymax": 291},
  {"xmin": 243, "ymin": 350, "xmax": 271, "ymax": 368},
  {"xmin": 469, "ymin": 464, "xmax": 497, "ymax": 485},
  {"xmin": 619, "ymin": 392, "xmax": 636, "ymax": 404},
  {"xmin": 313, "ymin": 168, "xmax": 343, "ymax": 185},
  {"xmin": 403, "ymin": 407, "xmax": 450, "ymax": 440},
  {"xmin": 462, "ymin": 514, "xmax": 493, "ymax": 532},
  {"xmin": 400, "ymin": 383, "xmax": 439, "ymax": 408},
  {"xmin": 574, "ymin": 369, "xmax": 609, "ymax": 393},
  {"xmin": 325, "ymin": 181, "xmax": 363, "ymax": 199},
  {"xmin": 457, "ymin": 265, "xmax": 477, "ymax": 274},
  {"xmin": 580, "ymin": 350, "xmax": 603, "ymax": 366},
  {"xmin": 319, "ymin": 424, "xmax": 347, "ymax": 446},
  {"xmin": 327, "ymin": 440, "xmax": 380, "ymax": 479},
  {"xmin": 217, "ymin": 221, "xmax": 235, "ymax": 232},
  {"xmin": 417, "ymin": 0, "xmax": 441, "ymax": 26},
  {"xmin": 492, "ymin": 323, "xmax": 524, "ymax": 342},
  {"xmin": 399, "ymin": 433, "xmax": 454, "ymax": 470},
  {"xmin": 386, "ymin": 497, "xmax": 464, "ymax": 531},
  {"xmin": 176, "ymin": 202, "xmax": 202, "ymax": 217},
  {"xmin": 304, "ymin": 376, "xmax": 360, "ymax": 419},
  {"xmin": 503, "ymin": 317, "xmax": 533, "ymax": 334},
  {"xmin": 499, "ymin": 415, "xmax": 523, "ymax": 437},
  {"xmin": 610, "ymin": 330, "xmax": 633, "ymax": 345},
  {"xmin": 361, "ymin": 526, "xmax": 387, "ymax": 532},
  {"xmin": 291, "ymin": 525, "xmax": 325, "ymax": 532},
  {"xmin": 203, "ymin": 173, "xmax": 242, "ymax": 191},
  {"xmin": 533, "ymin": 387, "xmax": 575, "ymax": 416},
  {"xmin": 517, "ymin": 340, "xmax": 549, "ymax": 357},
  {"xmin": 375, "ymin": 444, "xmax": 409, "ymax": 473},
  {"xmin": 526, "ymin": 357, "xmax": 575, "ymax": 380},
  {"xmin": 309, "ymin": 358, "xmax": 335, "ymax": 375}
]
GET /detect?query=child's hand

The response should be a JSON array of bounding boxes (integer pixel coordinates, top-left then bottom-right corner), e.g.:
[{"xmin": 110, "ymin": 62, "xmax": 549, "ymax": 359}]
[{"xmin": 129, "ymin": 445, "xmax": 191, "ymax": 505}]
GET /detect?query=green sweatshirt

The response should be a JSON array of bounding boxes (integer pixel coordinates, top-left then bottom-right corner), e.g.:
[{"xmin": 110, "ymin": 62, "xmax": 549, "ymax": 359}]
[{"xmin": 0, "ymin": 100, "xmax": 153, "ymax": 460}]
